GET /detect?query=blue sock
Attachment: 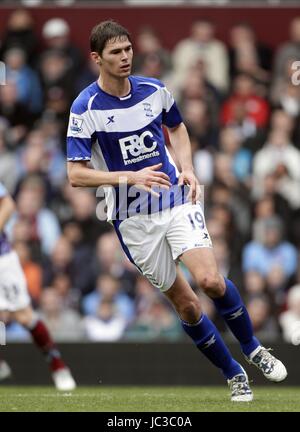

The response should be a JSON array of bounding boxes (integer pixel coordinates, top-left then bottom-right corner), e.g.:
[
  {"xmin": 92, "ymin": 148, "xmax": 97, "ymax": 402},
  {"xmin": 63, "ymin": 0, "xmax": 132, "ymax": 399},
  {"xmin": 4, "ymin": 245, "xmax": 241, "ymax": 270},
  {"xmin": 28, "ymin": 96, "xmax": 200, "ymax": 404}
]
[
  {"xmin": 213, "ymin": 278, "xmax": 260, "ymax": 357},
  {"xmin": 181, "ymin": 314, "xmax": 243, "ymax": 379}
]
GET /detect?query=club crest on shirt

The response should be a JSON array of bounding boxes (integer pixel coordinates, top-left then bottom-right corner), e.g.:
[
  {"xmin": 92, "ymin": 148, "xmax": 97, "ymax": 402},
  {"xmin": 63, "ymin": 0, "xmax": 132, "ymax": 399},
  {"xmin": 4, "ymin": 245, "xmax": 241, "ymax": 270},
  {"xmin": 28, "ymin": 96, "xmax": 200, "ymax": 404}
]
[
  {"xmin": 143, "ymin": 102, "xmax": 154, "ymax": 117},
  {"xmin": 70, "ymin": 116, "xmax": 83, "ymax": 134}
]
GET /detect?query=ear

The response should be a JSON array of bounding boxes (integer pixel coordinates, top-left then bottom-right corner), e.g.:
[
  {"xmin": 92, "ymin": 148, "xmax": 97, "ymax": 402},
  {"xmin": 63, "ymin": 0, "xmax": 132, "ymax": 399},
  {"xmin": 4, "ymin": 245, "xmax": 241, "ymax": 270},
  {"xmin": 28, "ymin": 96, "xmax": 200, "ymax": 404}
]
[{"xmin": 90, "ymin": 51, "xmax": 102, "ymax": 65}]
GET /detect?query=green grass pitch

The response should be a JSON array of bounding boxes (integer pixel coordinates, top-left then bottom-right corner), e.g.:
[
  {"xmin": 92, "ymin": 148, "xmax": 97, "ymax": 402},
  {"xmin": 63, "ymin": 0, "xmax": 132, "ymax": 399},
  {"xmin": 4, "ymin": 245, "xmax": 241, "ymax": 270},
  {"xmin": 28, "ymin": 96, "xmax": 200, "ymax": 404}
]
[{"xmin": 0, "ymin": 386, "xmax": 299, "ymax": 412}]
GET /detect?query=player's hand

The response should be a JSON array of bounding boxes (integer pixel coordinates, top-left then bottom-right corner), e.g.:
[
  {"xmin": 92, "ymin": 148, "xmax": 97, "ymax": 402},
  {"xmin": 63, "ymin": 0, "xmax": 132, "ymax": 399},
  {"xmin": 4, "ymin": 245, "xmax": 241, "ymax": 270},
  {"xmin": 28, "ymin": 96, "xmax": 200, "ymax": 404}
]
[
  {"xmin": 131, "ymin": 163, "xmax": 171, "ymax": 197},
  {"xmin": 178, "ymin": 169, "xmax": 201, "ymax": 204}
]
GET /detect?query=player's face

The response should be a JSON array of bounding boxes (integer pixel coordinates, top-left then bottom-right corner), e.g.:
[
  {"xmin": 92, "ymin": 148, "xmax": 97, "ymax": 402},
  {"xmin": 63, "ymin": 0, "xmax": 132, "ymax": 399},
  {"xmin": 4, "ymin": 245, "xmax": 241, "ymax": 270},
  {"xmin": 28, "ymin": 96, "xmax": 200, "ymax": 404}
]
[{"xmin": 100, "ymin": 36, "xmax": 133, "ymax": 78}]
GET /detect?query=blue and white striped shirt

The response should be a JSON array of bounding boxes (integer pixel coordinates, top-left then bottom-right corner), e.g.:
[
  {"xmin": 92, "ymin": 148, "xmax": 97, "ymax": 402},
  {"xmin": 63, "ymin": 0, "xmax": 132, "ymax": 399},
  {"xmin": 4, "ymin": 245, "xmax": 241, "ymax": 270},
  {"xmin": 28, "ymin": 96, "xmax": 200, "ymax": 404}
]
[{"xmin": 67, "ymin": 76, "xmax": 186, "ymax": 220}]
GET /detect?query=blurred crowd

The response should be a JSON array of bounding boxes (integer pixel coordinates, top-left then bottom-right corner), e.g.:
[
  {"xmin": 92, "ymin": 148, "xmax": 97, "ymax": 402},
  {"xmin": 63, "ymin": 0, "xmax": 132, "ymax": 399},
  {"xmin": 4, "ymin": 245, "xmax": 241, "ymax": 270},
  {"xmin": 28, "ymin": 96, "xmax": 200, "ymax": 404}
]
[{"xmin": 1, "ymin": 9, "xmax": 300, "ymax": 343}]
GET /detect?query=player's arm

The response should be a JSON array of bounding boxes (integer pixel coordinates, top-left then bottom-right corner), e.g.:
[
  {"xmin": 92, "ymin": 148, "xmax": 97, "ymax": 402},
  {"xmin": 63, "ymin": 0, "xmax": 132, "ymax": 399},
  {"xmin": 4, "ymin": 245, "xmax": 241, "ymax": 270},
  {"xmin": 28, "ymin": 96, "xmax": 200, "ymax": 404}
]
[
  {"xmin": 167, "ymin": 122, "xmax": 194, "ymax": 172},
  {"xmin": 166, "ymin": 122, "xmax": 200, "ymax": 204},
  {"xmin": 160, "ymin": 83, "xmax": 200, "ymax": 203},
  {"xmin": 0, "ymin": 194, "xmax": 16, "ymax": 232},
  {"xmin": 67, "ymin": 106, "xmax": 171, "ymax": 195},
  {"xmin": 67, "ymin": 161, "xmax": 171, "ymax": 193},
  {"xmin": 68, "ymin": 161, "xmax": 134, "ymax": 187}
]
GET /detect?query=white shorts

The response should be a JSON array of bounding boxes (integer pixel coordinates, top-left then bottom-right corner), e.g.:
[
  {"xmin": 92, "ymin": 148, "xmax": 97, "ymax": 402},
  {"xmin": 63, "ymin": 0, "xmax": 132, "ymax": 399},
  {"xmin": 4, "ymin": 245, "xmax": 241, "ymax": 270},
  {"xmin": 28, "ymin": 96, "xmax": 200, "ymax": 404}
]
[
  {"xmin": 117, "ymin": 203, "xmax": 212, "ymax": 292},
  {"xmin": 0, "ymin": 251, "xmax": 31, "ymax": 312}
]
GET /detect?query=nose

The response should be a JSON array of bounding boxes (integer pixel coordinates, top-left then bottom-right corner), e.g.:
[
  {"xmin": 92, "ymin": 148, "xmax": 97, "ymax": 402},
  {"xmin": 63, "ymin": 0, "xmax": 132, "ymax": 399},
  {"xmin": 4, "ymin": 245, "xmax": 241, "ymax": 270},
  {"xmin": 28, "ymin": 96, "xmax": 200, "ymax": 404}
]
[{"xmin": 121, "ymin": 50, "xmax": 129, "ymax": 61}]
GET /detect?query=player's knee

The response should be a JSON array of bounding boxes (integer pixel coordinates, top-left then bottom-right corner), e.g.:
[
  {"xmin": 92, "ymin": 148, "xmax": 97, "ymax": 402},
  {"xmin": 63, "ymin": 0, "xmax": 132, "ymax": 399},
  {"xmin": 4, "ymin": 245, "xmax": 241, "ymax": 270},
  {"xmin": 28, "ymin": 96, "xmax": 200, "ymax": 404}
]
[
  {"xmin": 179, "ymin": 298, "xmax": 202, "ymax": 323},
  {"xmin": 197, "ymin": 273, "xmax": 225, "ymax": 298}
]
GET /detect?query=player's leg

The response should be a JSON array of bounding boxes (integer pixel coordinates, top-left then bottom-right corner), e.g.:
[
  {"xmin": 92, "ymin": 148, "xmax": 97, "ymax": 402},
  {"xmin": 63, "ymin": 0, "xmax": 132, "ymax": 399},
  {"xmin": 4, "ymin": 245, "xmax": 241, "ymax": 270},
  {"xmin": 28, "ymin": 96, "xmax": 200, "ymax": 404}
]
[
  {"xmin": 180, "ymin": 247, "xmax": 259, "ymax": 353},
  {"xmin": 12, "ymin": 306, "xmax": 76, "ymax": 391},
  {"xmin": 0, "ymin": 251, "xmax": 76, "ymax": 390},
  {"xmin": 12, "ymin": 305, "xmax": 66, "ymax": 371},
  {"xmin": 117, "ymin": 212, "xmax": 252, "ymax": 400},
  {"xmin": 168, "ymin": 204, "xmax": 260, "ymax": 354},
  {"xmin": 163, "ymin": 265, "xmax": 253, "ymax": 401},
  {"xmin": 180, "ymin": 247, "xmax": 287, "ymax": 382},
  {"xmin": 167, "ymin": 203, "xmax": 287, "ymax": 382}
]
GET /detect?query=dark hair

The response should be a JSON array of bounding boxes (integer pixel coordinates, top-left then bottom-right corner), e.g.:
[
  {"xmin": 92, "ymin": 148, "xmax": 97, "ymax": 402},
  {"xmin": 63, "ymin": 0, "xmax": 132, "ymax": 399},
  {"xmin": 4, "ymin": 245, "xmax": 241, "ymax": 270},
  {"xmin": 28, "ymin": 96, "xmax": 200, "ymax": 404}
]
[{"xmin": 90, "ymin": 20, "xmax": 131, "ymax": 55}]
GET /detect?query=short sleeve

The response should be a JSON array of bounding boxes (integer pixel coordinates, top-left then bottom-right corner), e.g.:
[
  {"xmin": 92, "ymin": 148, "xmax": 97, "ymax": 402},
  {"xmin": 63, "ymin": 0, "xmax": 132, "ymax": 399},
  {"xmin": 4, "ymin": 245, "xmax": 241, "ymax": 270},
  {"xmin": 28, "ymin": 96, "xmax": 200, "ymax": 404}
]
[
  {"xmin": 160, "ymin": 86, "xmax": 183, "ymax": 128},
  {"xmin": 66, "ymin": 107, "xmax": 95, "ymax": 161}
]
